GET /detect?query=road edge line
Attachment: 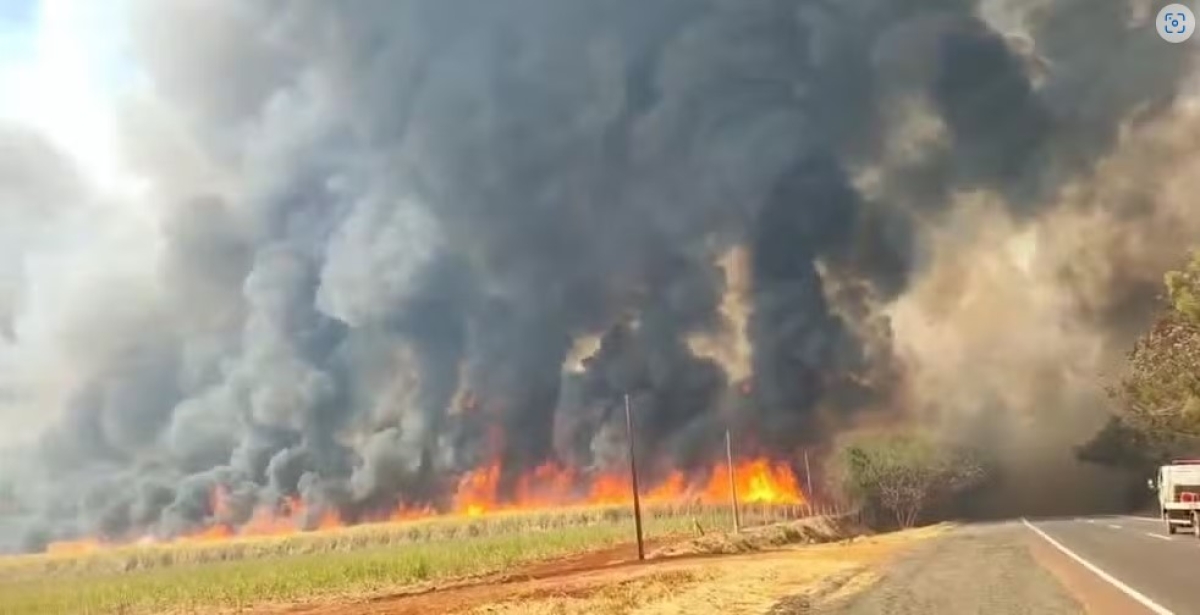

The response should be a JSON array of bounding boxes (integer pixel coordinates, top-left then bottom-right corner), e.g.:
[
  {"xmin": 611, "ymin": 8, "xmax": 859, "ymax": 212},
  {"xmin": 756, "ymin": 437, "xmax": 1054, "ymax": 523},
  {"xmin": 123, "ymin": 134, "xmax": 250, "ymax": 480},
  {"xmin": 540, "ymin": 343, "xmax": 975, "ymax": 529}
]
[
  {"xmin": 1022, "ymin": 518, "xmax": 1174, "ymax": 615},
  {"xmin": 1120, "ymin": 515, "xmax": 1162, "ymax": 524}
]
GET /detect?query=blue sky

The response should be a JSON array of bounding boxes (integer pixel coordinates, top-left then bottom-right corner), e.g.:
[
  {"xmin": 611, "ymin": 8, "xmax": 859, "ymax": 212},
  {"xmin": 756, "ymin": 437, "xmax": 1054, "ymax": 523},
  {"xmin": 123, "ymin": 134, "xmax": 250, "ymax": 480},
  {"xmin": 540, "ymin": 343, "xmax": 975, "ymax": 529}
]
[
  {"xmin": 0, "ymin": 0, "xmax": 36, "ymax": 25},
  {"xmin": 0, "ymin": 0, "xmax": 36, "ymax": 63}
]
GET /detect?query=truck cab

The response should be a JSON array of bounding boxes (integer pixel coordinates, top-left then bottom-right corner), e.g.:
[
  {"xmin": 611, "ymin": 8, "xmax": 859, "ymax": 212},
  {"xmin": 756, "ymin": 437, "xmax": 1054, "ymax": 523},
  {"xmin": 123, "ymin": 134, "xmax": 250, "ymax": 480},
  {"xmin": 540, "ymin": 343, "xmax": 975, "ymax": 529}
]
[{"xmin": 1157, "ymin": 460, "xmax": 1200, "ymax": 535}]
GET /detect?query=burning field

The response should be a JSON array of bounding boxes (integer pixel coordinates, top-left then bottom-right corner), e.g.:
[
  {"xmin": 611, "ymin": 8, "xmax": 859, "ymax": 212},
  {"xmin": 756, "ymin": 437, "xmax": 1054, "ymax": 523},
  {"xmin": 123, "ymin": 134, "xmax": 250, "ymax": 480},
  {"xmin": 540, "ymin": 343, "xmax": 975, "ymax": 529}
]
[
  {"xmin": 1, "ymin": 499, "xmax": 825, "ymax": 614},
  {"xmin": 3, "ymin": 452, "xmax": 815, "ymax": 613},
  {"xmin": 42, "ymin": 457, "xmax": 805, "ymax": 555},
  {"xmin": 7, "ymin": 1, "xmax": 1200, "ymax": 612}
]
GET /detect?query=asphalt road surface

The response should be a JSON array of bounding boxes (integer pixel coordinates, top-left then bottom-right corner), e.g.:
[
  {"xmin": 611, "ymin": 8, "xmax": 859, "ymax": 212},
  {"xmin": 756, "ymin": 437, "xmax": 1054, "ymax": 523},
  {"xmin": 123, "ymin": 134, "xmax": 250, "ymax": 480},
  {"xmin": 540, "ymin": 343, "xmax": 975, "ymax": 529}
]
[
  {"xmin": 776, "ymin": 516, "xmax": 1200, "ymax": 614},
  {"xmin": 1024, "ymin": 515, "xmax": 1200, "ymax": 614}
]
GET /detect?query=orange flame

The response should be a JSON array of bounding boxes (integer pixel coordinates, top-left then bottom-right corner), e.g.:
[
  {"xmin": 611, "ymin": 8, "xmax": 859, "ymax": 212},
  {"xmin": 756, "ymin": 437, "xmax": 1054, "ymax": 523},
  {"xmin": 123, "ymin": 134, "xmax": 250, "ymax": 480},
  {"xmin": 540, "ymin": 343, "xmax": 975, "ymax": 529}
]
[
  {"xmin": 45, "ymin": 539, "xmax": 103, "ymax": 557},
  {"xmin": 448, "ymin": 456, "xmax": 804, "ymax": 515},
  {"xmin": 44, "ymin": 456, "xmax": 805, "ymax": 553},
  {"xmin": 176, "ymin": 524, "xmax": 234, "ymax": 544},
  {"xmin": 705, "ymin": 458, "xmax": 803, "ymax": 505},
  {"xmin": 225, "ymin": 495, "xmax": 343, "ymax": 538}
]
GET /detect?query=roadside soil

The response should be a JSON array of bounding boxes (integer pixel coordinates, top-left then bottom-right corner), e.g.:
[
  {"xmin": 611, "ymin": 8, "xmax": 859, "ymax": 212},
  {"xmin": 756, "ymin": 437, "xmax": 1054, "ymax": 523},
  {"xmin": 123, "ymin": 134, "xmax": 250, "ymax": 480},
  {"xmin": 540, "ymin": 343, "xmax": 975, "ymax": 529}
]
[
  {"xmin": 792, "ymin": 522, "xmax": 1084, "ymax": 615},
  {"xmin": 268, "ymin": 520, "xmax": 943, "ymax": 615}
]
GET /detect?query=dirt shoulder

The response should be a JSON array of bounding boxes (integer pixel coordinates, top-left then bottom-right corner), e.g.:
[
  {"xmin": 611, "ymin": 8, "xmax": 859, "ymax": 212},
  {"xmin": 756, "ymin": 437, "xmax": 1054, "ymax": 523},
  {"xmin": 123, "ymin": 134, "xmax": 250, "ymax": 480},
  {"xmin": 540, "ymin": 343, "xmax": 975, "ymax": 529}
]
[{"xmin": 272, "ymin": 519, "xmax": 944, "ymax": 615}]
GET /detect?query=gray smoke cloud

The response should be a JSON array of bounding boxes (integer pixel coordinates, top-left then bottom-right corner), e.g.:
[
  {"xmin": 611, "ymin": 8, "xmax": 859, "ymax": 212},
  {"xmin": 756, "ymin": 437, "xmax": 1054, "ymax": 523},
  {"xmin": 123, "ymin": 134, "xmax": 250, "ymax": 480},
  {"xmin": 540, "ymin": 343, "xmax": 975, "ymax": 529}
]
[{"xmin": 0, "ymin": 0, "xmax": 1195, "ymax": 550}]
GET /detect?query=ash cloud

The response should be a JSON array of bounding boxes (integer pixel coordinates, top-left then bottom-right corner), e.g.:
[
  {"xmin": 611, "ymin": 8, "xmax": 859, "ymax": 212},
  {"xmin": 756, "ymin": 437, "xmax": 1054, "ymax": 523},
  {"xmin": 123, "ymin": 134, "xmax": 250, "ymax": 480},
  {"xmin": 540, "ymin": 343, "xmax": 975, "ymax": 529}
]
[{"xmin": 0, "ymin": 0, "xmax": 1195, "ymax": 550}]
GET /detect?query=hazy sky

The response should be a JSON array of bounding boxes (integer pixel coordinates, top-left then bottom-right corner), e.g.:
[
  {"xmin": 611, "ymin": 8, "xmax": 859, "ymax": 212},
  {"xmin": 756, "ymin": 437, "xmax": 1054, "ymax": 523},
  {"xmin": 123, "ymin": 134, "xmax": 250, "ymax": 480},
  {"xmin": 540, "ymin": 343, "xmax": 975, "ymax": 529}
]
[
  {"xmin": 0, "ymin": 0, "xmax": 135, "ymax": 192},
  {"xmin": 0, "ymin": 0, "xmax": 154, "ymax": 443}
]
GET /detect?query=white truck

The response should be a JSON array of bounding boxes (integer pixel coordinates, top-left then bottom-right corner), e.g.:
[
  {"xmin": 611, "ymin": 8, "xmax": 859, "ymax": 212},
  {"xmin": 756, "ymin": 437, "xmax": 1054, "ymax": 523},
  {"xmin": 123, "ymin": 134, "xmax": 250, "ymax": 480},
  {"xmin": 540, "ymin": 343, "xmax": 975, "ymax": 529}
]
[{"xmin": 1156, "ymin": 460, "xmax": 1200, "ymax": 535}]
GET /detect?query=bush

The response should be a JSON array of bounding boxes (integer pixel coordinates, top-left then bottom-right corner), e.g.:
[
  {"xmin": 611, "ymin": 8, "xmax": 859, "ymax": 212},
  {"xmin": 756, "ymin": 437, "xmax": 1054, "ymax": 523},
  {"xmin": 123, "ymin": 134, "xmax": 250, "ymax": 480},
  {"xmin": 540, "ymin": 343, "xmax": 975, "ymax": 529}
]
[{"xmin": 827, "ymin": 432, "xmax": 985, "ymax": 529}]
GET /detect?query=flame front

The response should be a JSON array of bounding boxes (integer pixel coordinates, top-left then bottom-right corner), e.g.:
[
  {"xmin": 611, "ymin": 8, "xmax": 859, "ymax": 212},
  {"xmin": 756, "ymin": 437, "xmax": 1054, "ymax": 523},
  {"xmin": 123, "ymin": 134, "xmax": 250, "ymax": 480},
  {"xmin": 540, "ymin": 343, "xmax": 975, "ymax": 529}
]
[
  {"xmin": 45, "ymin": 539, "xmax": 103, "ymax": 556},
  {"xmin": 712, "ymin": 458, "xmax": 803, "ymax": 505},
  {"xmin": 45, "ymin": 456, "xmax": 805, "ymax": 552},
  {"xmin": 450, "ymin": 456, "xmax": 804, "ymax": 516}
]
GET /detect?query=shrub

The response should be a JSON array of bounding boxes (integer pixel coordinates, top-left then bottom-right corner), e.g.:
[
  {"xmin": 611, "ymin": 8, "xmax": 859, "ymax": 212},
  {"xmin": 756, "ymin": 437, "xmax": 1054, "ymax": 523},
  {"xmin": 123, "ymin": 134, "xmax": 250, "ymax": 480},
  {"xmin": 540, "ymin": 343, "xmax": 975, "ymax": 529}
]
[{"xmin": 827, "ymin": 432, "xmax": 985, "ymax": 529}]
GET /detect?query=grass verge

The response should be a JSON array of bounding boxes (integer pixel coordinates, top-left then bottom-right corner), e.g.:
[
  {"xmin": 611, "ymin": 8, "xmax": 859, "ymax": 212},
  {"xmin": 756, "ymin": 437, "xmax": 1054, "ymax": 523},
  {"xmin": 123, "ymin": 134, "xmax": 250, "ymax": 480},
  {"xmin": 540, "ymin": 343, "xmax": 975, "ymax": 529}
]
[{"xmin": 0, "ymin": 504, "xmax": 811, "ymax": 615}]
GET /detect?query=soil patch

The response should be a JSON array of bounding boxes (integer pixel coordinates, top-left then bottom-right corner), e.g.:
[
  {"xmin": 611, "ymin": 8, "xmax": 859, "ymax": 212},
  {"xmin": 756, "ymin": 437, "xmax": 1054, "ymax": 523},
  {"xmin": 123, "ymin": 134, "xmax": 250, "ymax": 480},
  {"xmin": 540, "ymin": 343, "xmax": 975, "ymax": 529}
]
[{"xmin": 270, "ymin": 519, "xmax": 935, "ymax": 615}]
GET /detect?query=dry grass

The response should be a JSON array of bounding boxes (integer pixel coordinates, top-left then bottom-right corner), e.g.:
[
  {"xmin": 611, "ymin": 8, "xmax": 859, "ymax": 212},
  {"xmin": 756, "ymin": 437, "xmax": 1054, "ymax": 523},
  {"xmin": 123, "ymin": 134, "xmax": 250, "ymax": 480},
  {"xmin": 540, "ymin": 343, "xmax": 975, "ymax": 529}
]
[
  {"xmin": 452, "ymin": 522, "xmax": 948, "ymax": 615},
  {"xmin": 649, "ymin": 514, "xmax": 862, "ymax": 558},
  {"xmin": 0, "ymin": 503, "xmax": 815, "ymax": 615}
]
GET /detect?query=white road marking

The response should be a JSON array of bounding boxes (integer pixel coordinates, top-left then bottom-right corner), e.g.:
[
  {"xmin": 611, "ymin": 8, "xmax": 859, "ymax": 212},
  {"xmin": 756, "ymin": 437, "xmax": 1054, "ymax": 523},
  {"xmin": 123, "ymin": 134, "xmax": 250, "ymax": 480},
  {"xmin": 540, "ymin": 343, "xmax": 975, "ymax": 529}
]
[
  {"xmin": 1085, "ymin": 519, "xmax": 1097, "ymax": 524},
  {"xmin": 1023, "ymin": 518, "xmax": 1175, "ymax": 615},
  {"xmin": 1120, "ymin": 516, "xmax": 1163, "ymax": 524},
  {"xmin": 1107, "ymin": 524, "xmax": 1123, "ymax": 530},
  {"xmin": 1144, "ymin": 532, "xmax": 1173, "ymax": 541}
]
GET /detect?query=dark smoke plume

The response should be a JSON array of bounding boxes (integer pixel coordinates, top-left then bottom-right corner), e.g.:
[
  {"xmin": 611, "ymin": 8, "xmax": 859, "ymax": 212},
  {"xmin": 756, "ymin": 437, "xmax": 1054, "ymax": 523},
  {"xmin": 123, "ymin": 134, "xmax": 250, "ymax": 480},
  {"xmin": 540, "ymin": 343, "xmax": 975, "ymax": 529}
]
[{"xmin": 0, "ymin": 0, "xmax": 1195, "ymax": 550}]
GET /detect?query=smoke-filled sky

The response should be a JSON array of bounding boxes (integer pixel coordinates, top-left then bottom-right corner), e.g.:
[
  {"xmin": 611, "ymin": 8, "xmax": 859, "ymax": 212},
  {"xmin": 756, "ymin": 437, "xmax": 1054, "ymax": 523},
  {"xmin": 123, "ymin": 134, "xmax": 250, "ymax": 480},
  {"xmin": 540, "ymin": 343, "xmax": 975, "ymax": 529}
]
[{"xmin": 1, "ymin": 0, "xmax": 1199, "ymax": 552}]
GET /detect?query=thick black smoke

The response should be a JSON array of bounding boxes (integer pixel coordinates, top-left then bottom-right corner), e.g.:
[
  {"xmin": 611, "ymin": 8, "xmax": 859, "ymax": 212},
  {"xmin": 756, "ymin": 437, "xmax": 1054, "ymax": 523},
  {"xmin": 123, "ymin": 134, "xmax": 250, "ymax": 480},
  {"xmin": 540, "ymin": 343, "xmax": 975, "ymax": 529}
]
[{"xmin": 0, "ymin": 0, "xmax": 1191, "ymax": 551}]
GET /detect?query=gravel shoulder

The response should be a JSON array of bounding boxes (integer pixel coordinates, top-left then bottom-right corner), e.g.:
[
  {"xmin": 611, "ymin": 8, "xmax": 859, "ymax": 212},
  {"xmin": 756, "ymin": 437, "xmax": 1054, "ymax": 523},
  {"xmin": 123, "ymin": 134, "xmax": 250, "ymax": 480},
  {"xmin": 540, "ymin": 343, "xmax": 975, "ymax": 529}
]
[{"xmin": 773, "ymin": 522, "xmax": 1085, "ymax": 615}]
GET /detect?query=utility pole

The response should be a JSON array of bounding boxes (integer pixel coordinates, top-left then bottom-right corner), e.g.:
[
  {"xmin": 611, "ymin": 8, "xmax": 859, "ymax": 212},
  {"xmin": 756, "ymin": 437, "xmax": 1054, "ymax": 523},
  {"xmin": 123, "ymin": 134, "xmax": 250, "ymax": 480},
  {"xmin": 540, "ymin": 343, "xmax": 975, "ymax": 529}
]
[
  {"xmin": 625, "ymin": 394, "xmax": 645, "ymax": 561},
  {"xmin": 725, "ymin": 429, "xmax": 742, "ymax": 533},
  {"xmin": 803, "ymin": 449, "xmax": 814, "ymax": 502}
]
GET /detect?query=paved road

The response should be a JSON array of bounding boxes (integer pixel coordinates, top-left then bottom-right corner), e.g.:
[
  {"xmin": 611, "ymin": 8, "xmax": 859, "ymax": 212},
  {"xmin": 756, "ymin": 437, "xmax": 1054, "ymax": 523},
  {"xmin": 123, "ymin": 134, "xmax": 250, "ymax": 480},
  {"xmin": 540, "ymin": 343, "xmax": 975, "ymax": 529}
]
[
  {"xmin": 774, "ymin": 516, "xmax": 1200, "ymax": 614},
  {"xmin": 1027, "ymin": 515, "xmax": 1200, "ymax": 614}
]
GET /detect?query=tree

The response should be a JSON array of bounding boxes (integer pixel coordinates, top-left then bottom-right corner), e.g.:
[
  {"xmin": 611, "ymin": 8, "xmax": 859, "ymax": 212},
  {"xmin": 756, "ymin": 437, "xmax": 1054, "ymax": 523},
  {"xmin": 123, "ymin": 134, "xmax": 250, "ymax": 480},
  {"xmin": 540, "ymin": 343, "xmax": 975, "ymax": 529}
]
[
  {"xmin": 1076, "ymin": 416, "xmax": 1193, "ymax": 509},
  {"xmin": 827, "ymin": 432, "xmax": 985, "ymax": 529},
  {"xmin": 1110, "ymin": 251, "xmax": 1200, "ymax": 438},
  {"xmin": 1077, "ymin": 415, "xmax": 1199, "ymax": 470}
]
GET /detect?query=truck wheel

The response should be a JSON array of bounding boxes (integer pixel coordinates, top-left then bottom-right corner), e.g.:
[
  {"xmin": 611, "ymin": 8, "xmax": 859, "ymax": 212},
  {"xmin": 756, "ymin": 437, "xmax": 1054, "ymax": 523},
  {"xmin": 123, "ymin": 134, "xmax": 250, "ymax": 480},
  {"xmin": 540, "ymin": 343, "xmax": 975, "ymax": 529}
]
[{"xmin": 1168, "ymin": 518, "xmax": 1177, "ymax": 534}]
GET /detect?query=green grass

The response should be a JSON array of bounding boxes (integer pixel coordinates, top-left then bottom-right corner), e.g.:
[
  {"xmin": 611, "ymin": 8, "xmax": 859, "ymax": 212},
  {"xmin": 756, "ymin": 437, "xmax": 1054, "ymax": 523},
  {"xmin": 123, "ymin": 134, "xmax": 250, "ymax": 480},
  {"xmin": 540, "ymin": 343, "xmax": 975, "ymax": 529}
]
[{"xmin": 0, "ymin": 503, "xmax": 813, "ymax": 615}]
